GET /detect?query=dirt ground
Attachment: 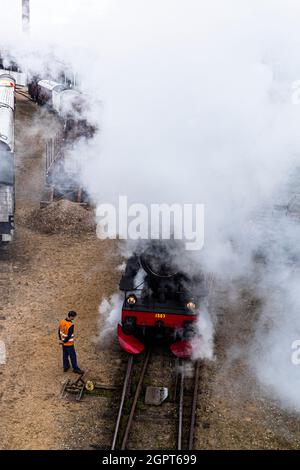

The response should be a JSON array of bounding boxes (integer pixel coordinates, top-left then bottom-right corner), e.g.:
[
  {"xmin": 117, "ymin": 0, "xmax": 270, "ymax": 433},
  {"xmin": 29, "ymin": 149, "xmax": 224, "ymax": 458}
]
[
  {"xmin": 194, "ymin": 285, "xmax": 300, "ymax": 450},
  {"xmin": 1, "ymin": 91, "xmax": 300, "ymax": 450},
  {"xmin": 0, "ymin": 92, "xmax": 122, "ymax": 450}
]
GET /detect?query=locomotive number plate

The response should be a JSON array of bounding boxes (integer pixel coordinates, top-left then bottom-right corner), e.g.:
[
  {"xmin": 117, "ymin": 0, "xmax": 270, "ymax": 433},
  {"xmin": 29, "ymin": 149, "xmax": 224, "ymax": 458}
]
[{"xmin": 155, "ymin": 313, "xmax": 166, "ymax": 319}]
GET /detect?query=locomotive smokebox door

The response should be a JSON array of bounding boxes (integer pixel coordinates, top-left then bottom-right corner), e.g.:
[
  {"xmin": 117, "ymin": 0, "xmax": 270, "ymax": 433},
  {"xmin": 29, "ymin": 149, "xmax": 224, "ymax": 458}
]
[{"xmin": 145, "ymin": 386, "xmax": 168, "ymax": 405}]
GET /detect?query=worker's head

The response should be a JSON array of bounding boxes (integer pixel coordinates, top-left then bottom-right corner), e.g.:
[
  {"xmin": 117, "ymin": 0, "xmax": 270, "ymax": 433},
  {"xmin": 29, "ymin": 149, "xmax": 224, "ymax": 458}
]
[{"xmin": 68, "ymin": 311, "xmax": 77, "ymax": 320}]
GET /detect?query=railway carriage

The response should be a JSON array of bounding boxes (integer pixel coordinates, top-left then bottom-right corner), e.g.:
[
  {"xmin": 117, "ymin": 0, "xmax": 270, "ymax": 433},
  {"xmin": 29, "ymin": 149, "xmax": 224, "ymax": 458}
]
[
  {"xmin": 28, "ymin": 77, "xmax": 95, "ymax": 141},
  {"xmin": 36, "ymin": 80, "xmax": 65, "ymax": 107},
  {"xmin": 0, "ymin": 74, "xmax": 15, "ymax": 243}
]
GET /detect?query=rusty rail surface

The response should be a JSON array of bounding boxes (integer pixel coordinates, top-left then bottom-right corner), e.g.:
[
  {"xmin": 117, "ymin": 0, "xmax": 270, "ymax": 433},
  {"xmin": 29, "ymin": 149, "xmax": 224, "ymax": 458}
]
[
  {"xmin": 121, "ymin": 349, "xmax": 151, "ymax": 450},
  {"xmin": 112, "ymin": 351, "xmax": 200, "ymax": 451},
  {"xmin": 177, "ymin": 359, "xmax": 200, "ymax": 450},
  {"xmin": 111, "ymin": 355, "xmax": 134, "ymax": 450}
]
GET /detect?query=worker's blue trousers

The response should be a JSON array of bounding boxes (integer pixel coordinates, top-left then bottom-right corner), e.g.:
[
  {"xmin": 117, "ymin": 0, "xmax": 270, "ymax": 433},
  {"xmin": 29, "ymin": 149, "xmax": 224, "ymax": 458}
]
[{"xmin": 62, "ymin": 345, "xmax": 79, "ymax": 371}]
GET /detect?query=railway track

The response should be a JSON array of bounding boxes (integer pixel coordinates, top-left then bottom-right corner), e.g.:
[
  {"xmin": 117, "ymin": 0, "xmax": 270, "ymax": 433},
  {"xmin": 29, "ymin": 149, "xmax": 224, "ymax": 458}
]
[
  {"xmin": 177, "ymin": 358, "xmax": 201, "ymax": 450},
  {"xmin": 111, "ymin": 349, "xmax": 201, "ymax": 450},
  {"xmin": 15, "ymin": 87, "xmax": 32, "ymax": 102}
]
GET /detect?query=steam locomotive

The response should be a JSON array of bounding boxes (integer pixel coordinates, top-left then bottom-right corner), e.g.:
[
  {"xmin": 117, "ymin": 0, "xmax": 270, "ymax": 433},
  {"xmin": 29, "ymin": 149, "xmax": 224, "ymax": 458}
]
[
  {"xmin": 0, "ymin": 74, "xmax": 15, "ymax": 243},
  {"xmin": 118, "ymin": 243, "xmax": 203, "ymax": 358}
]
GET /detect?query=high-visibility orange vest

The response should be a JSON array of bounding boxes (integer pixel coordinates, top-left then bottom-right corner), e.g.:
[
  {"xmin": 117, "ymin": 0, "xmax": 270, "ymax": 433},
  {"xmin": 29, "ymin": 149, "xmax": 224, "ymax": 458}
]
[{"xmin": 59, "ymin": 319, "xmax": 75, "ymax": 346}]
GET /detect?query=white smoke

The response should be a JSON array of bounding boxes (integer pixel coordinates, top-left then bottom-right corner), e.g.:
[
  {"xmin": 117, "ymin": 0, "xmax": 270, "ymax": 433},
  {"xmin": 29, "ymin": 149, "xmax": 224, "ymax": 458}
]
[
  {"xmin": 192, "ymin": 308, "xmax": 215, "ymax": 361},
  {"xmin": 2, "ymin": 0, "xmax": 300, "ymax": 410},
  {"xmin": 98, "ymin": 293, "xmax": 123, "ymax": 346},
  {"xmin": 249, "ymin": 216, "xmax": 300, "ymax": 411}
]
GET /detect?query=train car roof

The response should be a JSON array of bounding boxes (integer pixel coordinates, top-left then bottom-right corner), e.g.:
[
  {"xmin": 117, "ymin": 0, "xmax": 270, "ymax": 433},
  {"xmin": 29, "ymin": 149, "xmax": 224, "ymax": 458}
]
[
  {"xmin": 0, "ymin": 73, "xmax": 16, "ymax": 84},
  {"xmin": 0, "ymin": 70, "xmax": 24, "ymax": 86},
  {"xmin": 60, "ymin": 87, "xmax": 79, "ymax": 94},
  {"xmin": 38, "ymin": 79, "xmax": 65, "ymax": 91},
  {"xmin": 0, "ymin": 81, "xmax": 15, "ymax": 111}
]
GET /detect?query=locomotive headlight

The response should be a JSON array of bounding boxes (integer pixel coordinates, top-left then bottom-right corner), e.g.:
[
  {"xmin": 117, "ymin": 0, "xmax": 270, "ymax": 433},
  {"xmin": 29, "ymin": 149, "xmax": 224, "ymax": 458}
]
[
  {"xmin": 187, "ymin": 301, "xmax": 196, "ymax": 312},
  {"xmin": 126, "ymin": 294, "xmax": 137, "ymax": 306}
]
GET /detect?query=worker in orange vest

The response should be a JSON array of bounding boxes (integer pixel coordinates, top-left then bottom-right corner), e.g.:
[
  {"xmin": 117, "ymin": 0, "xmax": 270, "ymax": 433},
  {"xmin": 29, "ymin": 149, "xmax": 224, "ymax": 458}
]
[{"xmin": 58, "ymin": 311, "xmax": 84, "ymax": 374}]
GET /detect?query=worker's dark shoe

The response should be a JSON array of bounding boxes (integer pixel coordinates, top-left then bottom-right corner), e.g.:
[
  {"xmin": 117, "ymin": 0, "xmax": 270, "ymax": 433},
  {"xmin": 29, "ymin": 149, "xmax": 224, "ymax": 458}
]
[
  {"xmin": 64, "ymin": 367, "xmax": 70, "ymax": 372},
  {"xmin": 73, "ymin": 368, "xmax": 84, "ymax": 374}
]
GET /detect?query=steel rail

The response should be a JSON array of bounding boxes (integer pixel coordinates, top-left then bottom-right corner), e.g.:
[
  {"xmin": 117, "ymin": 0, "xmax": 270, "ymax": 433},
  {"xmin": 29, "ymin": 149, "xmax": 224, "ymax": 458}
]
[
  {"xmin": 121, "ymin": 349, "xmax": 151, "ymax": 450},
  {"xmin": 188, "ymin": 360, "xmax": 200, "ymax": 450},
  {"xmin": 111, "ymin": 355, "xmax": 133, "ymax": 450},
  {"xmin": 177, "ymin": 362, "xmax": 184, "ymax": 450}
]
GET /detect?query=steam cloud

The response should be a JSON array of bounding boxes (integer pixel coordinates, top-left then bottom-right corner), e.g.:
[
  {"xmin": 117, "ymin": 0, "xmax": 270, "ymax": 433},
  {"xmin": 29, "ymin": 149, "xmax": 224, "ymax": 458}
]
[{"xmin": 2, "ymin": 0, "xmax": 300, "ymax": 409}]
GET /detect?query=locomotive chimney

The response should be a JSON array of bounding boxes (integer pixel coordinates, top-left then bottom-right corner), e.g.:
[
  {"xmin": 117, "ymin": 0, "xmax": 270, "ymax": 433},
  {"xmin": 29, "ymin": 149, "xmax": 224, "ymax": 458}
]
[{"xmin": 22, "ymin": 0, "xmax": 30, "ymax": 34}]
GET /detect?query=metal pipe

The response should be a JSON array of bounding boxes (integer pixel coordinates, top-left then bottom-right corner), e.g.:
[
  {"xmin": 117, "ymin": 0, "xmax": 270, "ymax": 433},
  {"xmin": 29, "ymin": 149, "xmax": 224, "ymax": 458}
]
[
  {"xmin": 22, "ymin": 0, "xmax": 30, "ymax": 34},
  {"xmin": 111, "ymin": 355, "xmax": 133, "ymax": 450}
]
